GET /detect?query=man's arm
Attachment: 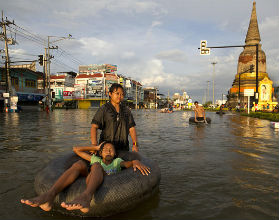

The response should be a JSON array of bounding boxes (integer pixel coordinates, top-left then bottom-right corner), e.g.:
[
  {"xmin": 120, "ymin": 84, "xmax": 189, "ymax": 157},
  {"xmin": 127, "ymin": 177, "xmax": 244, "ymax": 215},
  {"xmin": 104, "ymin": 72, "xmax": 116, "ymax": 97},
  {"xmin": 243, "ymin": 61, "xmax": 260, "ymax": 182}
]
[
  {"xmin": 129, "ymin": 126, "xmax": 139, "ymax": 152},
  {"xmin": 91, "ymin": 124, "xmax": 99, "ymax": 146},
  {"xmin": 194, "ymin": 109, "xmax": 198, "ymax": 122},
  {"xmin": 202, "ymin": 107, "xmax": 208, "ymax": 124}
]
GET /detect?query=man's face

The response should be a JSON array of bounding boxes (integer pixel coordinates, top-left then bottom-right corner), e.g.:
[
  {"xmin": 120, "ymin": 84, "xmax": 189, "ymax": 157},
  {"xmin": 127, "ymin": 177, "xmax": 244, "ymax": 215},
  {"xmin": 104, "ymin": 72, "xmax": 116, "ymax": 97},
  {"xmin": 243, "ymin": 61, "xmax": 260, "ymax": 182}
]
[{"xmin": 109, "ymin": 87, "xmax": 124, "ymax": 104}]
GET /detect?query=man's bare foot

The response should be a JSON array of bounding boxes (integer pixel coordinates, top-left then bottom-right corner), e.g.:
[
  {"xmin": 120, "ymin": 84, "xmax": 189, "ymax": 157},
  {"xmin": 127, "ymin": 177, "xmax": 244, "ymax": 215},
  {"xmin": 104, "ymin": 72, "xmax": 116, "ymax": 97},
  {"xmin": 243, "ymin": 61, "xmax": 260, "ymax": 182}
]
[
  {"xmin": 20, "ymin": 192, "xmax": 55, "ymax": 211},
  {"xmin": 61, "ymin": 193, "xmax": 91, "ymax": 213}
]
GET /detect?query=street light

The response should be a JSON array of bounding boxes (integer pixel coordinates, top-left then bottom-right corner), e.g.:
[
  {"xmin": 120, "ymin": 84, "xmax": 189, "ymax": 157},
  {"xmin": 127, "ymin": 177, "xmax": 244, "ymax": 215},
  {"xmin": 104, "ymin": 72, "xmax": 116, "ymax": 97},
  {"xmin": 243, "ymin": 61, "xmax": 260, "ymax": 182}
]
[
  {"xmin": 207, "ymin": 80, "xmax": 210, "ymax": 104},
  {"xmin": 211, "ymin": 62, "xmax": 217, "ymax": 106}
]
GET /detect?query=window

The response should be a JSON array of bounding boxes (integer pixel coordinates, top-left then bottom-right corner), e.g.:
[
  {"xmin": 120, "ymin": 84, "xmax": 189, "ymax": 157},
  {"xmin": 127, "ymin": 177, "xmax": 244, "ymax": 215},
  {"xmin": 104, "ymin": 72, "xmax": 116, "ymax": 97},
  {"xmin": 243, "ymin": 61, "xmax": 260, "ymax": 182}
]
[
  {"xmin": 11, "ymin": 77, "xmax": 19, "ymax": 86},
  {"xmin": 25, "ymin": 79, "xmax": 36, "ymax": 88}
]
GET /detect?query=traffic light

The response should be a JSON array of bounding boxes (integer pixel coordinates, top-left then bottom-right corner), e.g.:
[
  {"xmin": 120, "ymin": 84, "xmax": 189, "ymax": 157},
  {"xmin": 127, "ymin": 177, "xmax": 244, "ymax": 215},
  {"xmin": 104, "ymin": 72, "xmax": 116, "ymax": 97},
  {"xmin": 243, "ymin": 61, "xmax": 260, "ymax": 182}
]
[
  {"xmin": 51, "ymin": 91, "xmax": 55, "ymax": 99},
  {"xmin": 38, "ymin": 55, "xmax": 43, "ymax": 66},
  {"xmin": 249, "ymin": 64, "xmax": 254, "ymax": 72},
  {"xmin": 200, "ymin": 40, "xmax": 210, "ymax": 55}
]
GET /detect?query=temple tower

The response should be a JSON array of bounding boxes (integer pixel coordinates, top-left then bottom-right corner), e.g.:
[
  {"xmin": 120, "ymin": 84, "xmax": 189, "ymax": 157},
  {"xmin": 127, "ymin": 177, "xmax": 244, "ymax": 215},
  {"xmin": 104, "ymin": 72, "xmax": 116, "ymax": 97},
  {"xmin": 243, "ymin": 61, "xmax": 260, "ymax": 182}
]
[{"xmin": 228, "ymin": 1, "xmax": 269, "ymax": 107}]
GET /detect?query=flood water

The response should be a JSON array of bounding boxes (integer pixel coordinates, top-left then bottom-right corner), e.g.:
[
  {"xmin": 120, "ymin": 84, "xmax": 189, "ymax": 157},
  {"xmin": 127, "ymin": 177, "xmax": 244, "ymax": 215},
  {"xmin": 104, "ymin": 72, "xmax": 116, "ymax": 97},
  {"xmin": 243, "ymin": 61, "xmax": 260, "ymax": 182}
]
[{"xmin": 0, "ymin": 109, "xmax": 278, "ymax": 220}]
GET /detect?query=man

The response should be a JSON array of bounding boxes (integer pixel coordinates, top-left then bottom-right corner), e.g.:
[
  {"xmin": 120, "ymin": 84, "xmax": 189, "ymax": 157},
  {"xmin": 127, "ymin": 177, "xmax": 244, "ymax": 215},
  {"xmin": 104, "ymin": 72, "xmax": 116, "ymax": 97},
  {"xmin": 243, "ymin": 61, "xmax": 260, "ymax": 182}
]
[
  {"xmin": 91, "ymin": 83, "xmax": 139, "ymax": 152},
  {"xmin": 194, "ymin": 101, "xmax": 207, "ymax": 123}
]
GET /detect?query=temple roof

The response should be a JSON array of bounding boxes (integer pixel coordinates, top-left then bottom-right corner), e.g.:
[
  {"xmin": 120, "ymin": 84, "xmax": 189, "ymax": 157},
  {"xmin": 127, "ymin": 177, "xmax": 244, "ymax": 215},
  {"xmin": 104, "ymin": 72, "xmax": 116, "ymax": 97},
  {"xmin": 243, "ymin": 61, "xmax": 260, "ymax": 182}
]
[{"xmin": 245, "ymin": 1, "xmax": 261, "ymax": 44}]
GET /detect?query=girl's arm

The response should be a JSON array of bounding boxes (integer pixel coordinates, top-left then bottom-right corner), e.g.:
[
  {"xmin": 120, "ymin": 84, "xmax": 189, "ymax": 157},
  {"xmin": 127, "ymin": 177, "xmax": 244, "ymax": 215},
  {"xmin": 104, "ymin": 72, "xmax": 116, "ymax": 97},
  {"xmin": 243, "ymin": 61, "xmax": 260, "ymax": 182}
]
[
  {"xmin": 73, "ymin": 144, "xmax": 101, "ymax": 162},
  {"xmin": 120, "ymin": 160, "xmax": 151, "ymax": 176}
]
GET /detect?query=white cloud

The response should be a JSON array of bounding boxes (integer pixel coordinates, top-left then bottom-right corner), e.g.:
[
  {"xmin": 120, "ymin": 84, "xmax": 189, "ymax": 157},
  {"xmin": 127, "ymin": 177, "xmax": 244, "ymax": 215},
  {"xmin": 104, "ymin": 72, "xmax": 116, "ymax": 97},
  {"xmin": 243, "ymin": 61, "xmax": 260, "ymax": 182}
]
[
  {"xmin": 156, "ymin": 49, "xmax": 187, "ymax": 63},
  {"xmin": 140, "ymin": 59, "xmax": 190, "ymax": 91},
  {"xmin": 79, "ymin": 37, "xmax": 113, "ymax": 57},
  {"xmin": 9, "ymin": 48, "xmax": 26, "ymax": 56}
]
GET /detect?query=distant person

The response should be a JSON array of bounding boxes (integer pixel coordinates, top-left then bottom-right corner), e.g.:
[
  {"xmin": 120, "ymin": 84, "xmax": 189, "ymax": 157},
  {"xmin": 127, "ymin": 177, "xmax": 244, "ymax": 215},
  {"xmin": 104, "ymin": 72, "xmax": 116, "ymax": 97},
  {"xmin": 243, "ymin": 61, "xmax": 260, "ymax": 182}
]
[
  {"xmin": 194, "ymin": 101, "xmax": 207, "ymax": 123},
  {"xmin": 21, "ymin": 142, "xmax": 150, "ymax": 213},
  {"xmin": 219, "ymin": 104, "xmax": 224, "ymax": 115},
  {"xmin": 91, "ymin": 83, "xmax": 139, "ymax": 152},
  {"xmin": 236, "ymin": 103, "xmax": 240, "ymax": 112},
  {"xmin": 45, "ymin": 105, "xmax": 50, "ymax": 113},
  {"xmin": 168, "ymin": 104, "xmax": 173, "ymax": 113}
]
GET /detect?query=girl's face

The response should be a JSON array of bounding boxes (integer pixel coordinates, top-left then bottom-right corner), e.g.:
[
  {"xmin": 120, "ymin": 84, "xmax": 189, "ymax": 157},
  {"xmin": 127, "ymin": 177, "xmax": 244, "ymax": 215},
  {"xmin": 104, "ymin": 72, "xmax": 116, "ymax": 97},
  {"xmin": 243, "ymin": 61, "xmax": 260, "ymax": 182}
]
[
  {"xmin": 101, "ymin": 143, "xmax": 116, "ymax": 161},
  {"xmin": 109, "ymin": 87, "xmax": 124, "ymax": 105}
]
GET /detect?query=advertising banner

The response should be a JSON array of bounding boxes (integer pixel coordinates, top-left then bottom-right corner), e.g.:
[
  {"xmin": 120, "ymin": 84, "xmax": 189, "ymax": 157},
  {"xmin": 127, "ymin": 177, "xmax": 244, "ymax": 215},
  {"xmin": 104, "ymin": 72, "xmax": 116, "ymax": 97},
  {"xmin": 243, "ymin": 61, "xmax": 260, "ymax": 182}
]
[{"xmin": 63, "ymin": 91, "xmax": 74, "ymax": 100}]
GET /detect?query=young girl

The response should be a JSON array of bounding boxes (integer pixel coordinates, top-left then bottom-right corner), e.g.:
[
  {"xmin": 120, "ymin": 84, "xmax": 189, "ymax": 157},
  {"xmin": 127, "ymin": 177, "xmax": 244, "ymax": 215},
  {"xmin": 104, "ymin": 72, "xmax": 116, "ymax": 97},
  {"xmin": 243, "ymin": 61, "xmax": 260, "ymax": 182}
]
[{"xmin": 21, "ymin": 142, "xmax": 150, "ymax": 213}]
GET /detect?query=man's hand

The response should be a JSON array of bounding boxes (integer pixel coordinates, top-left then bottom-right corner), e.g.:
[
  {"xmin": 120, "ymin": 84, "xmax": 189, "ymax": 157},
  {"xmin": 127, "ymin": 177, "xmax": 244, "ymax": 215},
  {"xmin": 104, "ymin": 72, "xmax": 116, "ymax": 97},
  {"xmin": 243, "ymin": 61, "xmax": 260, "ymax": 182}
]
[
  {"xmin": 132, "ymin": 160, "xmax": 150, "ymax": 175},
  {"xmin": 132, "ymin": 144, "xmax": 139, "ymax": 152}
]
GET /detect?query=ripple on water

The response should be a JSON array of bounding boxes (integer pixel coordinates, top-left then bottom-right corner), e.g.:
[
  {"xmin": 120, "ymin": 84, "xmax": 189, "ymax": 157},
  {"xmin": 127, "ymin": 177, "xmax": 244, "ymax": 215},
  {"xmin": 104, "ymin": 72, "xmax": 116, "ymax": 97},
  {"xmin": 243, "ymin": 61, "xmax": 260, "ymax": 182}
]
[{"xmin": 0, "ymin": 110, "xmax": 278, "ymax": 220}]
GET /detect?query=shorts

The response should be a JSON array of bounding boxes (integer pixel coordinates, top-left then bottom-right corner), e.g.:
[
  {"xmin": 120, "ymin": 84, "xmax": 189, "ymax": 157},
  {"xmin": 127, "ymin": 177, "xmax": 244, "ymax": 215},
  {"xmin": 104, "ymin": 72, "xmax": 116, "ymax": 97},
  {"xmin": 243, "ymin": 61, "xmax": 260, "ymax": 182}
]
[{"xmin": 196, "ymin": 117, "xmax": 205, "ymax": 121}]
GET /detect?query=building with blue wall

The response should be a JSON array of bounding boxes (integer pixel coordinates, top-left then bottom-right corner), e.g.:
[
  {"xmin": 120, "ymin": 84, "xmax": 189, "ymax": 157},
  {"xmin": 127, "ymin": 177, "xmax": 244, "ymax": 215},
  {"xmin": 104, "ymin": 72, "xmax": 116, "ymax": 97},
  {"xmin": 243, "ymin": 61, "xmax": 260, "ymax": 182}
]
[{"xmin": 0, "ymin": 66, "xmax": 44, "ymax": 111}]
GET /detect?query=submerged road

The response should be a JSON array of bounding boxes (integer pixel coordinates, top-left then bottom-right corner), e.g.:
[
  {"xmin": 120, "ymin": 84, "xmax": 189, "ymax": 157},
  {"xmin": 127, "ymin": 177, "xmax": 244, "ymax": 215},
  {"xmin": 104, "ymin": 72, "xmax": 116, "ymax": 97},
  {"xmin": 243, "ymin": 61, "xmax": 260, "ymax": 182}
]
[{"xmin": 0, "ymin": 109, "xmax": 278, "ymax": 220}]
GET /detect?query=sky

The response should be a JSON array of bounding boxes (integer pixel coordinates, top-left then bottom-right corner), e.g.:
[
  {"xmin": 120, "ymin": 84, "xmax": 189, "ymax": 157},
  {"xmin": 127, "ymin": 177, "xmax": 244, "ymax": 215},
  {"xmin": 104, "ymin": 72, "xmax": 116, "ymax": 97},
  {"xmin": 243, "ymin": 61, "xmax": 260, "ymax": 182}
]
[{"xmin": 1, "ymin": 0, "xmax": 278, "ymax": 103}]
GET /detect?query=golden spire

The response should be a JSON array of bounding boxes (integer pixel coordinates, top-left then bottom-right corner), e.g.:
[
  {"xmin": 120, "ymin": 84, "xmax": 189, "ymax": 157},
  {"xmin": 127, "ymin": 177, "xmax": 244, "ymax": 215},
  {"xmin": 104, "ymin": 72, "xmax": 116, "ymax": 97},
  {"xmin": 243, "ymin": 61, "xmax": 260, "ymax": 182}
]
[{"xmin": 245, "ymin": 1, "xmax": 261, "ymax": 44}]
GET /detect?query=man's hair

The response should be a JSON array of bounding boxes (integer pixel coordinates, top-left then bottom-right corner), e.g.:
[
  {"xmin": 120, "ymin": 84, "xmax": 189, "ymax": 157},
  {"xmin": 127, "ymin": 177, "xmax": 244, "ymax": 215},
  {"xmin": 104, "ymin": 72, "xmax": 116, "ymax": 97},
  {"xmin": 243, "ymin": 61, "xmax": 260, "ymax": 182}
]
[
  {"xmin": 194, "ymin": 101, "xmax": 198, "ymax": 104},
  {"xmin": 109, "ymin": 83, "xmax": 124, "ymax": 93}
]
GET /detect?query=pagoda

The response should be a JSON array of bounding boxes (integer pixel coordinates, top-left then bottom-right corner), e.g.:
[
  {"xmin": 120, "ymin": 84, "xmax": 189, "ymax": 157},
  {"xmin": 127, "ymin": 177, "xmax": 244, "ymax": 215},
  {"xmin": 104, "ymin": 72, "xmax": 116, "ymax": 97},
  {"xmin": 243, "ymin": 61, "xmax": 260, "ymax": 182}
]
[{"xmin": 228, "ymin": 1, "xmax": 277, "ymax": 110}]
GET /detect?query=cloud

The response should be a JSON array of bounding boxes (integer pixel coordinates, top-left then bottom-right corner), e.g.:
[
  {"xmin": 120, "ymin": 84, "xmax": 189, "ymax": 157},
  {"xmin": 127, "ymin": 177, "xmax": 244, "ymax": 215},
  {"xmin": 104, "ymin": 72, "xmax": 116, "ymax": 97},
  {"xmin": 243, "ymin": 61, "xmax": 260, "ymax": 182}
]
[
  {"xmin": 9, "ymin": 48, "xmax": 27, "ymax": 56},
  {"xmin": 79, "ymin": 37, "xmax": 114, "ymax": 57},
  {"xmin": 140, "ymin": 59, "xmax": 190, "ymax": 90},
  {"xmin": 156, "ymin": 49, "xmax": 187, "ymax": 63}
]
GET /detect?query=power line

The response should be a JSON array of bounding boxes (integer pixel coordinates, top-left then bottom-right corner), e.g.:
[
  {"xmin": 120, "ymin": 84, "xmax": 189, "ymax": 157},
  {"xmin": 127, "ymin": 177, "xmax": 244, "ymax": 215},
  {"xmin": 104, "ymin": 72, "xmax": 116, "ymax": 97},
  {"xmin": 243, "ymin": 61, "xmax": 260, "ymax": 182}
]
[
  {"xmin": 3, "ymin": 18, "xmax": 84, "ymax": 76},
  {"xmin": 52, "ymin": 57, "xmax": 78, "ymax": 73}
]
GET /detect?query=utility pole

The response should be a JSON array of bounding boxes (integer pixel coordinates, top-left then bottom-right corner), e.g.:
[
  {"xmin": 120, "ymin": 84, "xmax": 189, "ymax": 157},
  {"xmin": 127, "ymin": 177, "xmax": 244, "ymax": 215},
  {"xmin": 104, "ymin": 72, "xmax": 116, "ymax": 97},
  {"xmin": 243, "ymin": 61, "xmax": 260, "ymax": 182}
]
[
  {"xmin": 207, "ymin": 80, "xmax": 210, "ymax": 104},
  {"xmin": 135, "ymin": 82, "xmax": 138, "ymax": 110},
  {"xmin": 168, "ymin": 89, "xmax": 170, "ymax": 106},
  {"xmin": 211, "ymin": 62, "xmax": 217, "ymax": 106},
  {"xmin": 155, "ymin": 87, "xmax": 157, "ymax": 110},
  {"xmin": 1, "ymin": 11, "xmax": 15, "ymax": 112},
  {"xmin": 43, "ymin": 48, "xmax": 47, "ymax": 110},
  {"xmin": 45, "ymin": 34, "xmax": 72, "ymax": 111}
]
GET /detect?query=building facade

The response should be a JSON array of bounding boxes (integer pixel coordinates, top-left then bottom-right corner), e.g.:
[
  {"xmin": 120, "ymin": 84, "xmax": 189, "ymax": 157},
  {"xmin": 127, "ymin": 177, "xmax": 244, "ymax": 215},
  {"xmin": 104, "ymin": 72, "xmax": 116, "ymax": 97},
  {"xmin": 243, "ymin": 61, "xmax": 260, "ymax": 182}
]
[
  {"xmin": 0, "ymin": 64, "xmax": 44, "ymax": 111},
  {"xmin": 45, "ymin": 64, "xmax": 144, "ymax": 109}
]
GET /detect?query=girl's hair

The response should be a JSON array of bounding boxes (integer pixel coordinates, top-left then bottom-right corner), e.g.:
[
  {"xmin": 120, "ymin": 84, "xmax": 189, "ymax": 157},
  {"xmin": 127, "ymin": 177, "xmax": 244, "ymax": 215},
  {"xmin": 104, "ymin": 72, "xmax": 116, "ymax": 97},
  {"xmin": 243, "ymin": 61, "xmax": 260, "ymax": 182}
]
[
  {"xmin": 98, "ymin": 141, "xmax": 118, "ymax": 159},
  {"xmin": 109, "ymin": 83, "xmax": 124, "ymax": 93}
]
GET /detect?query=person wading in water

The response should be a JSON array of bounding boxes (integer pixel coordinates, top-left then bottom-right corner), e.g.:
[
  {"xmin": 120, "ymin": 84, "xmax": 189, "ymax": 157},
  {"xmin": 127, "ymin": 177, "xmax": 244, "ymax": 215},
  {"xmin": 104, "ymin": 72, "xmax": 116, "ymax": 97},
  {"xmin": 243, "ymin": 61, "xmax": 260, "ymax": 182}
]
[{"xmin": 194, "ymin": 101, "xmax": 207, "ymax": 123}]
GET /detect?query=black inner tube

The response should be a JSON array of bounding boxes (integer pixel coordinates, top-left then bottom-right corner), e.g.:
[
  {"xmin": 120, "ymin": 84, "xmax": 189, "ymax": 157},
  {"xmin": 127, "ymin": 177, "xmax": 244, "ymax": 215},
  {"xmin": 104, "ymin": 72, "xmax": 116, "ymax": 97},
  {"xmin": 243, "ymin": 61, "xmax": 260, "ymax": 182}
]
[
  {"xmin": 189, "ymin": 117, "xmax": 211, "ymax": 123},
  {"xmin": 34, "ymin": 151, "xmax": 161, "ymax": 217}
]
